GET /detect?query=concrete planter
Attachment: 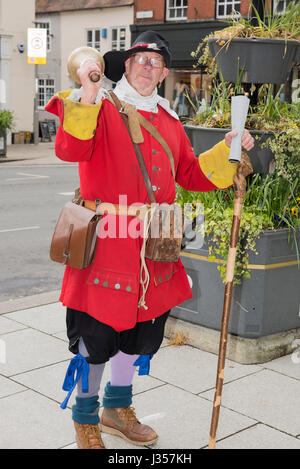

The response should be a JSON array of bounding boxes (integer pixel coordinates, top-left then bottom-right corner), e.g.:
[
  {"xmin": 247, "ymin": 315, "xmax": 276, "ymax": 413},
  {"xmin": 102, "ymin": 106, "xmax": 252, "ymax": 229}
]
[
  {"xmin": 172, "ymin": 229, "xmax": 300, "ymax": 339},
  {"xmin": 208, "ymin": 37, "xmax": 299, "ymax": 84},
  {"xmin": 294, "ymin": 45, "xmax": 300, "ymax": 64},
  {"xmin": 184, "ymin": 125, "xmax": 275, "ymax": 174},
  {"xmin": 0, "ymin": 131, "xmax": 7, "ymax": 156}
]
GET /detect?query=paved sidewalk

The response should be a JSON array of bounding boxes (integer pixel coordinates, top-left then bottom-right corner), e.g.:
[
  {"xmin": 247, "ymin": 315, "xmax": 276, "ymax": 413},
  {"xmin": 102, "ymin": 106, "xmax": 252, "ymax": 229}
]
[
  {"xmin": 0, "ymin": 142, "xmax": 66, "ymax": 166},
  {"xmin": 0, "ymin": 293, "xmax": 299, "ymax": 450}
]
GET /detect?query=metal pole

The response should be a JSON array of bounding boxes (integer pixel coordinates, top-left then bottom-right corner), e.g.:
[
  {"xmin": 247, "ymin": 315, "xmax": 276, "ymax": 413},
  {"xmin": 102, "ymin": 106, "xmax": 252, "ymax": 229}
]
[{"xmin": 34, "ymin": 64, "xmax": 39, "ymax": 145}]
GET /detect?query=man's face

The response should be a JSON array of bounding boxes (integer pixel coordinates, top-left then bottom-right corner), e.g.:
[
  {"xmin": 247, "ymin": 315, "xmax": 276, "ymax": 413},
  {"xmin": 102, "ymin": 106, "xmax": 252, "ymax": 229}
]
[{"xmin": 125, "ymin": 51, "xmax": 169, "ymax": 96}]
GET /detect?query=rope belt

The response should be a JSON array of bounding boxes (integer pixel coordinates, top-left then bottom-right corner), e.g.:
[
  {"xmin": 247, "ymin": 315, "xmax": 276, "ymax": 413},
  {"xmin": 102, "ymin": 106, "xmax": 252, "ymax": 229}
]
[{"xmin": 84, "ymin": 199, "xmax": 156, "ymax": 310}]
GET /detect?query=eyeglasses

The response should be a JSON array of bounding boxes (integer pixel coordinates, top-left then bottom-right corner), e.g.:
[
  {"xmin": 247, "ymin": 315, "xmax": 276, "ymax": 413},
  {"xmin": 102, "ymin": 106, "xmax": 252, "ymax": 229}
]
[{"xmin": 132, "ymin": 53, "xmax": 165, "ymax": 69}]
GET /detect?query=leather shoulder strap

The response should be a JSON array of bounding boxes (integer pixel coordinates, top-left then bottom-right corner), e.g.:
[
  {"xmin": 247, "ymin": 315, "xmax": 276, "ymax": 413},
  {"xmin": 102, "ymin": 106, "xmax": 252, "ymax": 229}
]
[
  {"xmin": 108, "ymin": 91, "xmax": 175, "ymax": 179},
  {"xmin": 109, "ymin": 91, "xmax": 156, "ymax": 204},
  {"xmin": 137, "ymin": 114, "xmax": 175, "ymax": 179}
]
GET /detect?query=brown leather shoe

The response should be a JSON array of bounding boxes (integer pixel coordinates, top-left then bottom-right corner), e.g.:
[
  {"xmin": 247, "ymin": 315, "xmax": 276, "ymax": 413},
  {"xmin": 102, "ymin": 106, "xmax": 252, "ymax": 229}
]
[
  {"xmin": 100, "ymin": 406, "xmax": 158, "ymax": 446},
  {"xmin": 74, "ymin": 421, "xmax": 105, "ymax": 449}
]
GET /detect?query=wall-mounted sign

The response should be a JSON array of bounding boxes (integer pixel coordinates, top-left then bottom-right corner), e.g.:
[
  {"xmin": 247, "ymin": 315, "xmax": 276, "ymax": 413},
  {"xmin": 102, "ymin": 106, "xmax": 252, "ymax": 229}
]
[
  {"xmin": 27, "ymin": 28, "xmax": 47, "ymax": 65},
  {"xmin": 136, "ymin": 11, "xmax": 154, "ymax": 19}
]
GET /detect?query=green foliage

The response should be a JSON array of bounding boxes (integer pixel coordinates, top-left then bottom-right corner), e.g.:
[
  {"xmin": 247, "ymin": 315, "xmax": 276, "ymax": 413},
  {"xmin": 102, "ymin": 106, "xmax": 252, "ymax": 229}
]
[
  {"xmin": 185, "ymin": 1, "xmax": 300, "ymax": 284},
  {"xmin": 191, "ymin": 1, "xmax": 300, "ymax": 77},
  {"xmin": 176, "ymin": 174, "xmax": 300, "ymax": 284},
  {"xmin": 0, "ymin": 110, "xmax": 14, "ymax": 134},
  {"xmin": 186, "ymin": 80, "xmax": 300, "ymax": 182}
]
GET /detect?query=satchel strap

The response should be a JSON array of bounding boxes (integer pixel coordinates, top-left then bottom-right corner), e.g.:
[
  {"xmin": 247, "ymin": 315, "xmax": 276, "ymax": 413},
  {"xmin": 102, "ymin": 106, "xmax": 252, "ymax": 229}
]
[
  {"xmin": 109, "ymin": 91, "xmax": 156, "ymax": 205},
  {"xmin": 137, "ymin": 114, "xmax": 175, "ymax": 180},
  {"xmin": 108, "ymin": 91, "xmax": 175, "ymax": 179}
]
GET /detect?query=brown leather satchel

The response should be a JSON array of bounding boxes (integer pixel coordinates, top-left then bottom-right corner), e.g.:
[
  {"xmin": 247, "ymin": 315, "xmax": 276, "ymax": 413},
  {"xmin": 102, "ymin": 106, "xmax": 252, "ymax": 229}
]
[
  {"xmin": 144, "ymin": 203, "xmax": 184, "ymax": 262},
  {"xmin": 50, "ymin": 200, "xmax": 101, "ymax": 269},
  {"xmin": 109, "ymin": 91, "xmax": 184, "ymax": 263}
]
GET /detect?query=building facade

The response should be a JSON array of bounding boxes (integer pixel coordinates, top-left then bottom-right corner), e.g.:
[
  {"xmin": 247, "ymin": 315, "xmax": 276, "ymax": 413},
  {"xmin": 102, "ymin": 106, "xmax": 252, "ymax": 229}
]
[
  {"xmin": 132, "ymin": 0, "xmax": 297, "ymax": 117},
  {"xmin": 0, "ymin": 0, "xmax": 36, "ymax": 138},
  {"xmin": 35, "ymin": 0, "xmax": 134, "ymax": 122}
]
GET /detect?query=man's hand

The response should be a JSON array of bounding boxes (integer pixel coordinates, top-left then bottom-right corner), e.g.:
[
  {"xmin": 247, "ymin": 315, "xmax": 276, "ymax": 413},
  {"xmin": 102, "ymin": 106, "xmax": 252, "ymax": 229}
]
[
  {"xmin": 77, "ymin": 60, "xmax": 103, "ymax": 105},
  {"xmin": 225, "ymin": 129, "xmax": 254, "ymax": 151}
]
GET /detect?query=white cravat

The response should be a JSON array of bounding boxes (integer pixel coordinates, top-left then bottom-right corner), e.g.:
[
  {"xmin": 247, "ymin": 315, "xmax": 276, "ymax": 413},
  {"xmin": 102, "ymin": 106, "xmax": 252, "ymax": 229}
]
[{"xmin": 67, "ymin": 74, "xmax": 179, "ymax": 120}]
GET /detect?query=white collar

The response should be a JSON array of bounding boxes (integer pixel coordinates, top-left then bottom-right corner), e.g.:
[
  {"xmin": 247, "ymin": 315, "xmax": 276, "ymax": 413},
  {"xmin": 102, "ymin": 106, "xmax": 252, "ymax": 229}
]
[
  {"xmin": 113, "ymin": 74, "xmax": 179, "ymax": 119},
  {"xmin": 67, "ymin": 74, "xmax": 179, "ymax": 120}
]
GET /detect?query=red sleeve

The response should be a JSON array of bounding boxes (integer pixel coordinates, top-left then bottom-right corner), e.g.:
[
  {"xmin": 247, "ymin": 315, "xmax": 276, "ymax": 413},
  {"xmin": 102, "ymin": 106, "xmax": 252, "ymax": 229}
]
[{"xmin": 175, "ymin": 123, "xmax": 217, "ymax": 192}]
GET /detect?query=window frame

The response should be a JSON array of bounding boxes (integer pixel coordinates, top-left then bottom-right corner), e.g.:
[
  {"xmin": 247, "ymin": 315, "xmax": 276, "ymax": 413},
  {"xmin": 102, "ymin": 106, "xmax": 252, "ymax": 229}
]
[
  {"xmin": 86, "ymin": 28, "xmax": 101, "ymax": 51},
  {"xmin": 216, "ymin": 0, "xmax": 241, "ymax": 19},
  {"xmin": 166, "ymin": 0, "xmax": 188, "ymax": 22},
  {"xmin": 38, "ymin": 78, "xmax": 55, "ymax": 109},
  {"xmin": 111, "ymin": 27, "xmax": 127, "ymax": 51},
  {"xmin": 35, "ymin": 21, "xmax": 51, "ymax": 52}
]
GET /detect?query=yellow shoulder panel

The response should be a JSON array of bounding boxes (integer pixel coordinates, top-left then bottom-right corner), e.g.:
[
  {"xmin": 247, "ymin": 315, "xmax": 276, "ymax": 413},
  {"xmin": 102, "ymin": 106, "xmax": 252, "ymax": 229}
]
[
  {"xmin": 63, "ymin": 99, "xmax": 102, "ymax": 141},
  {"xmin": 55, "ymin": 90, "xmax": 73, "ymax": 100},
  {"xmin": 198, "ymin": 140, "xmax": 238, "ymax": 189}
]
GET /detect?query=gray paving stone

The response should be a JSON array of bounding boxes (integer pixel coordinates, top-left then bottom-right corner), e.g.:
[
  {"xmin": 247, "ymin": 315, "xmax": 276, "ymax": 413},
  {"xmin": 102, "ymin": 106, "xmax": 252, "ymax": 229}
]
[
  {"xmin": 216, "ymin": 424, "xmax": 300, "ymax": 449},
  {"xmin": 201, "ymin": 369, "xmax": 300, "ymax": 436},
  {"xmin": 127, "ymin": 384, "xmax": 255, "ymax": 449},
  {"xmin": 0, "ymin": 390, "xmax": 74, "ymax": 449},
  {"xmin": 0, "ymin": 329, "xmax": 72, "ymax": 376},
  {"xmin": 4, "ymin": 302, "xmax": 66, "ymax": 335},
  {"xmin": 150, "ymin": 345, "xmax": 261, "ymax": 394},
  {"xmin": 261, "ymin": 353, "xmax": 300, "ymax": 380},
  {"xmin": 0, "ymin": 375, "xmax": 26, "ymax": 398},
  {"xmin": 0, "ymin": 316, "xmax": 27, "ymax": 334},
  {"xmin": 12, "ymin": 361, "xmax": 76, "ymax": 408},
  {"xmin": 13, "ymin": 360, "xmax": 164, "ymax": 408},
  {"xmin": 52, "ymin": 331, "xmax": 68, "ymax": 341}
]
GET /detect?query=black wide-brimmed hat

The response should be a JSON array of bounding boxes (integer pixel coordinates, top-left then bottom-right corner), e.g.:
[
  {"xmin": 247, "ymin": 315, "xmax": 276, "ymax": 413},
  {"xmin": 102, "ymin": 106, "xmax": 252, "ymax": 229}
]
[{"xmin": 103, "ymin": 30, "xmax": 171, "ymax": 82}]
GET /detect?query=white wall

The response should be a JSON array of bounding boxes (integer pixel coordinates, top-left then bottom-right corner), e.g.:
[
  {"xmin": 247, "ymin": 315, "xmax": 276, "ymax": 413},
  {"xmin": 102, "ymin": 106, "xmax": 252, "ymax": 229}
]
[
  {"xmin": 60, "ymin": 6, "xmax": 133, "ymax": 90},
  {"xmin": 0, "ymin": 0, "xmax": 35, "ymax": 132}
]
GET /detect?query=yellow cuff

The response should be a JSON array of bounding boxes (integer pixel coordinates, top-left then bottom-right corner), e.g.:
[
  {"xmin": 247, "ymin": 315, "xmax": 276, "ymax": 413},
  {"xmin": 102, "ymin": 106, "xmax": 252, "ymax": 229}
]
[
  {"xmin": 62, "ymin": 99, "xmax": 102, "ymax": 140},
  {"xmin": 198, "ymin": 140, "xmax": 238, "ymax": 189}
]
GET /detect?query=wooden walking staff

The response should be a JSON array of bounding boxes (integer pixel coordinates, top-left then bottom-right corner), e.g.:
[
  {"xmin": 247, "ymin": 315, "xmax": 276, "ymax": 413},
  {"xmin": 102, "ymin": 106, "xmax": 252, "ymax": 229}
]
[
  {"xmin": 208, "ymin": 95, "xmax": 253, "ymax": 449},
  {"xmin": 208, "ymin": 151, "xmax": 253, "ymax": 449}
]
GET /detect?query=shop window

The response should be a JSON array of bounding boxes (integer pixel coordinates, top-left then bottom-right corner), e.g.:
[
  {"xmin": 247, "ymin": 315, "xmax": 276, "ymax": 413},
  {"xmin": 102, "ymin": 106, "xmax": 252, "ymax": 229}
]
[
  {"xmin": 38, "ymin": 78, "xmax": 55, "ymax": 108},
  {"xmin": 216, "ymin": 0, "xmax": 241, "ymax": 18},
  {"xmin": 166, "ymin": 0, "xmax": 188, "ymax": 21},
  {"xmin": 165, "ymin": 70, "xmax": 210, "ymax": 120},
  {"xmin": 273, "ymin": 0, "xmax": 293, "ymax": 14},
  {"xmin": 111, "ymin": 28, "xmax": 126, "ymax": 51},
  {"xmin": 86, "ymin": 29, "xmax": 101, "ymax": 51},
  {"xmin": 35, "ymin": 22, "xmax": 51, "ymax": 51}
]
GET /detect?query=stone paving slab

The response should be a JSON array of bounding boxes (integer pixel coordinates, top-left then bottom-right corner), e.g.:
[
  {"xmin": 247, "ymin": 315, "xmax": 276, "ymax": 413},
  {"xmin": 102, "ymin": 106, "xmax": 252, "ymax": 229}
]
[
  {"xmin": 150, "ymin": 345, "xmax": 262, "ymax": 394},
  {"xmin": 262, "ymin": 353, "xmax": 300, "ymax": 380},
  {"xmin": 0, "ymin": 375, "xmax": 26, "ymax": 399},
  {"xmin": 201, "ymin": 369, "xmax": 300, "ymax": 437},
  {"xmin": 4, "ymin": 302, "xmax": 66, "ymax": 335},
  {"xmin": 0, "ymin": 328, "xmax": 72, "ymax": 376},
  {"xmin": 0, "ymin": 390, "xmax": 75, "ymax": 449},
  {"xmin": 215, "ymin": 423, "xmax": 300, "ymax": 449},
  {"xmin": 0, "ymin": 316, "xmax": 27, "ymax": 335},
  {"xmin": 126, "ymin": 384, "xmax": 256, "ymax": 449},
  {"xmin": 0, "ymin": 296, "xmax": 299, "ymax": 449},
  {"xmin": 13, "ymin": 360, "xmax": 166, "ymax": 409}
]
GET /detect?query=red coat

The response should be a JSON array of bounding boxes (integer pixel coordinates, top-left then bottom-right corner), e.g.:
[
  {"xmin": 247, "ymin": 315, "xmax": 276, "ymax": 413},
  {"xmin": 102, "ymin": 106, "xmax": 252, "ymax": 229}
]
[{"xmin": 46, "ymin": 92, "xmax": 232, "ymax": 331}]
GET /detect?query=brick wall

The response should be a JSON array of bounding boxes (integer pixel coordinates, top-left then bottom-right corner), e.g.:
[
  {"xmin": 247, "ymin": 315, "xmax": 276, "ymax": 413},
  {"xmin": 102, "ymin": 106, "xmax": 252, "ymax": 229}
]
[
  {"xmin": 134, "ymin": 0, "xmax": 260, "ymax": 23},
  {"xmin": 134, "ymin": 0, "xmax": 165, "ymax": 22},
  {"xmin": 187, "ymin": 0, "xmax": 215, "ymax": 19}
]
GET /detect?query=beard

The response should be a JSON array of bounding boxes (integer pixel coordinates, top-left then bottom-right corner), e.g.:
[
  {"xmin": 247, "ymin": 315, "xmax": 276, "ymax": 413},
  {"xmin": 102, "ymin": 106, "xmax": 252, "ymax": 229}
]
[{"xmin": 131, "ymin": 73, "xmax": 157, "ymax": 95}]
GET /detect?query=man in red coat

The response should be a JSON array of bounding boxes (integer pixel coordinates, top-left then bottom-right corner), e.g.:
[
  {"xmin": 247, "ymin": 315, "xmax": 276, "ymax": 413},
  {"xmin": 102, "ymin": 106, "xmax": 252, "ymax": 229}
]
[{"xmin": 46, "ymin": 31, "xmax": 254, "ymax": 449}]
